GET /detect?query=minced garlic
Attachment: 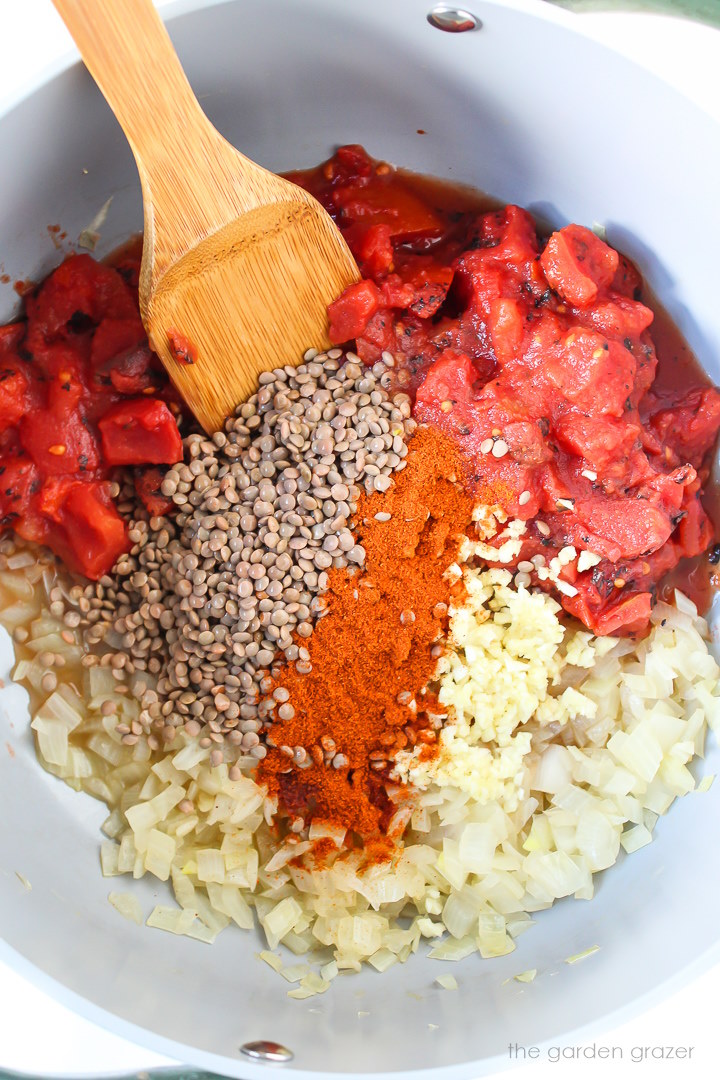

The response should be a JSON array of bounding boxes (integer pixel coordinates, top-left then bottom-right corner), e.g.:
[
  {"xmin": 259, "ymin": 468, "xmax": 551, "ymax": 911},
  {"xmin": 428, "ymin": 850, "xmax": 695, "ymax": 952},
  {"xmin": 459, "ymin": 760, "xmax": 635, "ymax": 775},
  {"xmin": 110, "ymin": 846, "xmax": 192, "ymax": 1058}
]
[{"xmin": 394, "ymin": 568, "xmax": 603, "ymax": 811}]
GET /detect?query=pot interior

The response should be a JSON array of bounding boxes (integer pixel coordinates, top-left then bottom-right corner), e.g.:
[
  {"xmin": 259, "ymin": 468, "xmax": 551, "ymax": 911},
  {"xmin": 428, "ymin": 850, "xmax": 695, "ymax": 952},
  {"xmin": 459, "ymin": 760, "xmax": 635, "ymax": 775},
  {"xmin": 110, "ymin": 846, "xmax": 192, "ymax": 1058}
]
[{"xmin": 1, "ymin": 2, "xmax": 719, "ymax": 1076}]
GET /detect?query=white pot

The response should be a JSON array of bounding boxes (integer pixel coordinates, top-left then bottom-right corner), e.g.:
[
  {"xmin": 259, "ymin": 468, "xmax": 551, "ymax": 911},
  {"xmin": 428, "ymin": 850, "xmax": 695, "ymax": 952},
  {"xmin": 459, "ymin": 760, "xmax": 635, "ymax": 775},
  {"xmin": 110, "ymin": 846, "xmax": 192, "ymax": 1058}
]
[{"xmin": 1, "ymin": 2, "xmax": 718, "ymax": 1077}]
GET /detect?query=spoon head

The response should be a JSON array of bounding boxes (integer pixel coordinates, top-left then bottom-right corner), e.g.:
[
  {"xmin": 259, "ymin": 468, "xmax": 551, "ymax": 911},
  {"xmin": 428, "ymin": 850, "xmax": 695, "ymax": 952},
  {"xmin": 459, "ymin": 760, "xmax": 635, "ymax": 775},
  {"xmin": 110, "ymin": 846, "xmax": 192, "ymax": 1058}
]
[{"xmin": 144, "ymin": 196, "xmax": 359, "ymax": 432}]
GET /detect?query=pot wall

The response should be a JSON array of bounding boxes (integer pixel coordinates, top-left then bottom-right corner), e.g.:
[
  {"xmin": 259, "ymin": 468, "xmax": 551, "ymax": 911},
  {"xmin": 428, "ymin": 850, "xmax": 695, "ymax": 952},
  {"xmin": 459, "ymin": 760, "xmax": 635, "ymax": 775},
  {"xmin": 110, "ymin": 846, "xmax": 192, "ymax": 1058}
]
[{"xmin": 0, "ymin": 2, "xmax": 718, "ymax": 1077}]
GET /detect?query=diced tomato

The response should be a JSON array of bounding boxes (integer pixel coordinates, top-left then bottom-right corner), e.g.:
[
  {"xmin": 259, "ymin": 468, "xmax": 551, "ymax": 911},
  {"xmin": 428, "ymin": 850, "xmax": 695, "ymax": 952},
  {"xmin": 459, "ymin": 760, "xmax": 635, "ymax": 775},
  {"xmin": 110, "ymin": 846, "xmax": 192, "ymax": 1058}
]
[
  {"xmin": 56, "ymin": 481, "xmax": 129, "ymax": 579},
  {"xmin": 553, "ymin": 411, "xmax": 641, "ymax": 473},
  {"xmin": 631, "ymin": 340, "xmax": 658, "ymax": 401},
  {"xmin": 301, "ymin": 147, "xmax": 720, "ymax": 638},
  {"xmin": 20, "ymin": 399, "xmax": 100, "ymax": 476},
  {"xmin": 333, "ymin": 180, "xmax": 445, "ymax": 242},
  {"xmin": 0, "ymin": 454, "xmax": 40, "ymax": 528},
  {"xmin": 98, "ymin": 398, "xmax": 183, "ymax": 466},
  {"xmin": 25, "ymin": 253, "xmax": 138, "ymax": 346},
  {"xmin": 611, "ymin": 252, "xmax": 642, "ymax": 298},
  {"xmin": 570, "ymin": 497, "xmax": 675, "ymax": 562},
  {"xmin": 135, "ymin": 467, "xmax": 174, "ymax": 517},
  {"xmin": 353, "ymin": 310, "xmax": 397, "ymax": 364},
  {"xmin": 328, "ymin": 280, "xmax": 382, "ymax": 343},
  {"xmin": 541, "ymin": 225, "xmax": 619, "ymax": 308},
  {"xmin": 649, "ymin": 388, "xmax": 720, "ymax": 464},
  {"xmin": 463, "ymin": 206, "xmax": 539, "ymax": 274},
  {"xmin": 641, "ymin": 464, "xmax": 696, "ymax": 517},
  {"xmin": 674, "ymin": 494, "xmax": 714, "ymax": 558},
  {"xmin": 465, "ymin": 209, "xmax": 509, "ymax": 251},
  {"xmin": 546, "ymin": 331, "xmax": 636, "ymax": 417},
  {"xmin": 48, "ymin": 362, "xmax": 86, "ymax": 415},
  {"xmin": 13, "ymin": 512, "xmax": 47, "ymax": 546},
  {"xmin": 0, "ymin": 427, "xmax": 20, "ymax": 455},
  {"xmin": 452, "ymin": 256, "xmax": 503, "ymax": 317},
  {"xmin": 37, "ymin": 476, "xmax": 78, "ymax": 522},
  {"xmin": 415, "ymin": 350, "xmax": 476, "ymax": 421},
  {"xmin": 0, "ymin": 365, "xmax": 32, "ymax": 432},
  {"xmin": 0, "ymin": 146, "xmax": 717, "ymax": 631},
  {"xmin": 563, "ymin": 588, "xmax": 653, "ymax": 636},
  {"xmin": 488, "ymin": 298, "xmax": 523, "ymax": 365},
  {"xmin": 484, "ymin": 205, "xmax": 539, "ymax": 272},
  {"xmin": 112, "ymin": 251, "xmax": 142, "ymax": 292},
  {"xmin": 406, "ymin": 262, "xmax": 454, "ymax": 320},
  {"xmin": 502, "ymin": 419, "xmax": 551, "ymax": 468},
  {"xmin": 90, "ymin": 316, "xmax": 146, "ymax": 369},
  {"xmin": 334, "ymin": 144, "xmax": 373, "ymax": 175},
  {"xmin": 599, "ymin": 594, "xmax": 653, "ymax": 636},
  {"xmin": 452, "ymin": 209, "xmax": 539, "ymax": 323},
  {"xmin": 88, "ymin": 338, "xmax": 157, "ymax": 401},
  {"xmin": 0, "ymin": 323, "xmax": 26, "ymax": 355},
  {"xmin": 108, "ymin": 346, "xmax": 156, "ymax": 395},
  {"xmin": 167, "ymin": 329, "xmax": 197, "ymax": 366},
  {"xmin": 379, "ymin": 277, "xmax": 415, "ymax": 309},
  {"xmin": 347, "ymin": 223, "xmax": 394, "ymax": 277},
  {"xmin": 575, "ymin": 294, "xmax": 654, "ymax": 340},
  {"xmin": 0, "ymin": 250, "xmax": 185, "ymax": 578}
]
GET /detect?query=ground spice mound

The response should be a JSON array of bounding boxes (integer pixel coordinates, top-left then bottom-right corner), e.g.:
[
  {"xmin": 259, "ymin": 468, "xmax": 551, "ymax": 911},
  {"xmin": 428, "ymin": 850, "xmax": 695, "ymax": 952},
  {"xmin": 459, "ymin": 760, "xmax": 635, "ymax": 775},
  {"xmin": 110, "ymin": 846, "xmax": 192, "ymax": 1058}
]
[{"xmin": 257, "ymin": 425, "xmax": 475, "ymax": 838}]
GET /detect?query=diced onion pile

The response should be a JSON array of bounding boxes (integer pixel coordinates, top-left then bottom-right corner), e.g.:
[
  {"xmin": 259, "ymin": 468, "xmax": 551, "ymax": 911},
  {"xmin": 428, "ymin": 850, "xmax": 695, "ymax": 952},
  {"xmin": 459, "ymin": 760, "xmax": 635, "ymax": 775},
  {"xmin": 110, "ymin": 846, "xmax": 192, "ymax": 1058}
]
[{"xmin": 2, "ymin": 554, "xmax": 719, "ymax": 994}]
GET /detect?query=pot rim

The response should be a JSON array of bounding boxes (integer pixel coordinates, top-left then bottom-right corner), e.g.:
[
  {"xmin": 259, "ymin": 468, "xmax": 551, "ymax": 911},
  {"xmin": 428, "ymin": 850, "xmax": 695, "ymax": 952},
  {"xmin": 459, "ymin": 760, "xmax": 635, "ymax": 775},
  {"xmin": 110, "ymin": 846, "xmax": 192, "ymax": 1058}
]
[
  {"xmin": 1, "ymin": 1, "xmax": 719, "ymax": 1076},
  {"xmin": 3, "ymin": 0, "xmax": 720, "ymax": 121},
  {"xmin": 2, "ymin": 931, "xmax": 719, "ymax": 1079}
]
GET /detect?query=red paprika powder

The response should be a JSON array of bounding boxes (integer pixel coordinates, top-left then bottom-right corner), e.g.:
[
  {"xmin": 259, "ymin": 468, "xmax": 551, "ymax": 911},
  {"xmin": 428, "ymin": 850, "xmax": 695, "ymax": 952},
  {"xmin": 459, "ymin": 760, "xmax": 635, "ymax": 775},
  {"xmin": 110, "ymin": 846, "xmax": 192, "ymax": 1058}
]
[{"xmin": 256, "ymin": 425, "xmax": 475, "ymax": 841}]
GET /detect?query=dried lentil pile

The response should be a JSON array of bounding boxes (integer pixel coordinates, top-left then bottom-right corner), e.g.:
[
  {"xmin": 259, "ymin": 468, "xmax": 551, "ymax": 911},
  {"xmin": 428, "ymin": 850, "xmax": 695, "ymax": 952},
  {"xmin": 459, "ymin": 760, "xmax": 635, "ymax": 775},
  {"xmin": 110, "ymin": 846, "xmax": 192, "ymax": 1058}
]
[{"xmin": 49, "ymin": 351, "xmax": 415, "ymax": 759}]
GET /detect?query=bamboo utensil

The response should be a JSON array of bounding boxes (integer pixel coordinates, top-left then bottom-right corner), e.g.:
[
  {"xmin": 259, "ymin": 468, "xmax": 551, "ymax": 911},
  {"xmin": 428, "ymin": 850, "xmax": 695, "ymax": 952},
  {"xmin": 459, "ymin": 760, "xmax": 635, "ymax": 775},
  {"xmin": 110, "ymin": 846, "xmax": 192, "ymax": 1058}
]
[{"xmin": 53, "ymin": 0, "xmax": 359, "ymax": 432}]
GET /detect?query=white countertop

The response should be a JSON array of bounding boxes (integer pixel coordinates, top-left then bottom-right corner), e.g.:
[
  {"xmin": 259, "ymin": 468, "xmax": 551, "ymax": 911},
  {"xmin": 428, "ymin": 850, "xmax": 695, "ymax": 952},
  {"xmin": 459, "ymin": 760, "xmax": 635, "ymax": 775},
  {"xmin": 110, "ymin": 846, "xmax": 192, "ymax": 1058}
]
[{"xmin": 1, "ymin": 2, "xmax": 719, "ymax": 1077}]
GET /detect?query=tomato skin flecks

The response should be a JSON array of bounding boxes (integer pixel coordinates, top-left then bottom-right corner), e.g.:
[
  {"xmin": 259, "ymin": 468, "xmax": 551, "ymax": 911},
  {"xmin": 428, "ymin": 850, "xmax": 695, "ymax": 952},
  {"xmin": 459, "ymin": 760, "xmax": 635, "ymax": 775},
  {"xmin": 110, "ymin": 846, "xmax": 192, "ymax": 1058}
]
[{"xmin": 167, "ymin": 328, "xmax": 197, "ymax": 366}]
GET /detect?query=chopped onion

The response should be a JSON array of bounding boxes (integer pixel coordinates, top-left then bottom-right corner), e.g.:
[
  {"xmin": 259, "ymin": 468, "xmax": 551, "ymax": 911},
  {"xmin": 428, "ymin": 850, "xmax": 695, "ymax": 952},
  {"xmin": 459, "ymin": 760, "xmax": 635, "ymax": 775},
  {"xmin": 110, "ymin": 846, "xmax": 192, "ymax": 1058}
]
[
  {"xmin": 262, "ymin": 897, "xmax": 303, "ymax": 949},
  {"xmin": 146, "ymin": 905, "xmax": 196, "ymax": 935},
  {"xmin": 279, "ymin": 963, "xmax": 312, "ymax": 984},
  {"xmin": 196, "ymin": 849, "xmax": 226, "ymax": 884},
  {"xmin": 619, "ymin": 823, "xmax": 652, "ymax": 853},
  {"xmin": 6, "ymin": 550, "xmax": 719, "ymax": 992},
  {"xmin": 108, "ymin": 891, "xmax": 143, "ymax": 925},
  {"xmin": 428, "ymin": 935, "xmax": 477, "ymax": 962},
  {"xmin": 143, "ymin": 829, "xmax": 176, "ymax": 881},
  {"xmin": 100, "ymin": 841, "xmax": 120, "ymax": 877},
  {"xmin": 565, "ymin": 944, "xmax": 600, "ymax": 964},
  {"xmin": 259, "ymin": 950, "xmax": 283, "ymax": 972}
]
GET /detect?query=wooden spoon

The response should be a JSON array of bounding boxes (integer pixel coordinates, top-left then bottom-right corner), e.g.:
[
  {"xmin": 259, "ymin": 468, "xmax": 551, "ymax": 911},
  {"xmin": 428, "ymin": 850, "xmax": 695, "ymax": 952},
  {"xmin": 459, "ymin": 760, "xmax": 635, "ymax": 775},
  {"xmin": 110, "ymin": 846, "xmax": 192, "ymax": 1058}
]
[{"xmin": 52, "ymin": 0, "xmax": 360, "ymax": 432}]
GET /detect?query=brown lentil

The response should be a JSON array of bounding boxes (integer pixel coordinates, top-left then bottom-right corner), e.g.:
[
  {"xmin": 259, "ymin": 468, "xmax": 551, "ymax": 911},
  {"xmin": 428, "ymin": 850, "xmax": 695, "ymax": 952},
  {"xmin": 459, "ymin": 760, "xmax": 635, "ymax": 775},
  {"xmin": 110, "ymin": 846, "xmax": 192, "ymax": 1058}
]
[{"xmin": 46, "ymin": 353, "xmax": 415, "ymax": 756}]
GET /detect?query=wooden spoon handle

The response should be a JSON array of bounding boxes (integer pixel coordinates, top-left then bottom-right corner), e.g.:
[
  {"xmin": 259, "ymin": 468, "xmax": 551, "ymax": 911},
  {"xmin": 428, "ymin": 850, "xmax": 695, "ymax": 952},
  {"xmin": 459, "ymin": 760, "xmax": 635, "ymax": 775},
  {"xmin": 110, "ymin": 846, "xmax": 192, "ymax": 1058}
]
[
  {"xmin": 52, "ymin": 0, "xmax": 202, "ymax": 167},
  {"xmin": 52, "ymin": 0, "xmax": 268, "ymax": 276}
]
